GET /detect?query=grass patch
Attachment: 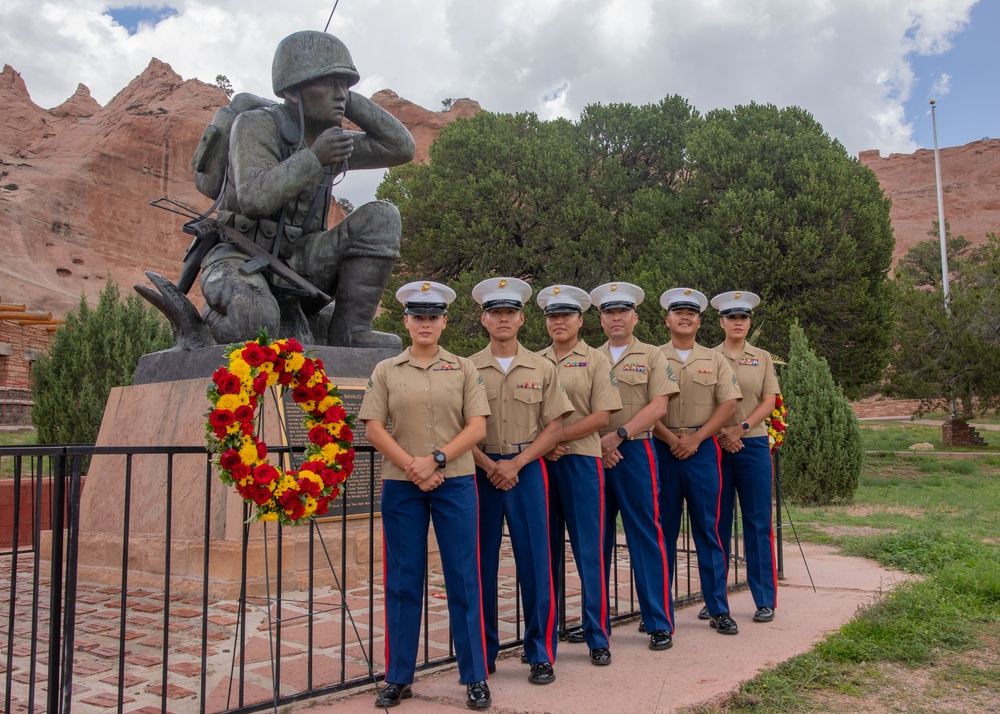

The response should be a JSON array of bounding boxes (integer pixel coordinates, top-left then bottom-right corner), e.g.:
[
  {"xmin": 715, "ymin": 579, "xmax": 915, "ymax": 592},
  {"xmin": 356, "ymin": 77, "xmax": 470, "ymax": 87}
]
[
  {"xmin": 690, "ymin": 451, "xmax": 1000, "ymax": 713},
  {"xmin": 860, "ymin": 421, "xmax": 999, "ymax": 453},
  {"xmin": 921, "ymin": 411, "xmax": 1000, "ymax": 426},
  {"xmin": 0, "ymin": 429, "xmax": 37, "ymax": 447}
]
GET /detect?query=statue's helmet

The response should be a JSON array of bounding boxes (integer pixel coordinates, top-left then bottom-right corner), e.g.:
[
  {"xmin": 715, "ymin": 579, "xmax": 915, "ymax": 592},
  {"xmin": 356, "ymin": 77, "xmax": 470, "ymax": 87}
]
[{"xmin": 271, "ymin": 31, "xmax": 360, "ymax": 97}]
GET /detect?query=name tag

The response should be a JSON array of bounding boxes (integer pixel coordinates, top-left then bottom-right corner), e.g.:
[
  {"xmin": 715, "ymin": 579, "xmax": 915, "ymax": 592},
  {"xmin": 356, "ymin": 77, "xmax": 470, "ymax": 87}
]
[
  {"xmin": 562, "ymin": 361, "xmax": 588, "ymax": 368},
  {"xmin": 516, "ymin": 383, "xmax": 543, "ymax": 389},
  {"xmin": 433, "ymin": 364, "xmax": 461, "ymax": 371},
  {"xmin": 621, "ymin": 364, "xmax": 646, "ymax": 372},
  {"xmin": 738, "ymin": 358, "xmax": 759, "ymax": 366}
]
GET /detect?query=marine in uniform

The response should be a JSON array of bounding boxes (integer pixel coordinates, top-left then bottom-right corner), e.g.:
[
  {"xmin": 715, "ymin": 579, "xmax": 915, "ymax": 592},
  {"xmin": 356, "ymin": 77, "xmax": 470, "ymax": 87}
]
[
  {"xmin": 711, "ymin": 291, "xmax": 781, "ymax": 624},
  {"xmin": 652, "ymin": 288, "xmax": 742, "ymax": 635},
  {"xmin": 536, "ymin": 285, "xmax": 622, "ymax": 666},
  {"xmin": 590, "ymin": 282, "xmax": 678, "ymax": 651},
  {"xmin": 470, "ymin": 278, "xmax": 574, "ymax": 686},
  {"xmin": 359, "ymin": 281, "xmax": 492, "ymax": 709}
]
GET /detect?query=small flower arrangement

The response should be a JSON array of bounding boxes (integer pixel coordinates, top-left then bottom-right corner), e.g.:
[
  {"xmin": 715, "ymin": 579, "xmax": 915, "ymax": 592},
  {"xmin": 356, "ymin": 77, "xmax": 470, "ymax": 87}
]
[
  {"xmin": 205, "ymin": 331, "xmax": 355, "ymax": 526},
  {"xmin": 766, "ymin": 393, "xmax": 788, "ymax": 452}
]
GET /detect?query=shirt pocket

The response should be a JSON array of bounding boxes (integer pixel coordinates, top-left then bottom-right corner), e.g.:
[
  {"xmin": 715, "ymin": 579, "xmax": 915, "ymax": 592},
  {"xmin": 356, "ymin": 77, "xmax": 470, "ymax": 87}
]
[
  {"xmin": 617, "ymin": 370, "xmax": 649, "ymax": 404},
  {"xmin": 513, "ymin": 387, "xmax": 543, "ymax": 405},
  {"xmin": 690, "ymin": 372, "xmax": 718, "ymax": 408}
]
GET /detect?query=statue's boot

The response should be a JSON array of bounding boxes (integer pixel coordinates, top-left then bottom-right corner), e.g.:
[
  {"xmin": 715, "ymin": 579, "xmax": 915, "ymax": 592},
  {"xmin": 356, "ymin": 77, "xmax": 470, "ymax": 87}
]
[{"xmin": 326, "ymin": 256, "xmax": 402, "ymax": 349}]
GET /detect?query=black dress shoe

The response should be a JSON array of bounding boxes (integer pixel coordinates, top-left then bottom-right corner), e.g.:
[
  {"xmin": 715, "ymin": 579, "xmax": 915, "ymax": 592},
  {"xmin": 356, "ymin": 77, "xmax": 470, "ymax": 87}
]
[
  {"xmin": 698, "ymin": 605, "xmax": 711, "ymax": 620},
  {"xmin": 374, "ymin": 682, "xmax": 412, "ymax": 708},
  {"xmin": 466, "ymin": 680, "xmax": 491, "ymax": 710},
  {"xmin": 590, "ymin": 647, "xmax": 612, "ymax": 666},
  {"xmin": 519, "ymin": 651, "xmax": 528, "ymax": 663},
  {"xmin": 528, "ymin": 662, "xmax": 556, "ymax": 684},
  {"xmin": 648, "ymin": 630, "xmax": 673, "ymax": 650},
  {"xmin": 565, "ymin": 625, "xmax": 585, "ymax": 643},
  {"xmin": 710, "ymin": 612, "xmax": 739, "ymax": 634},
  {"xmin": 638, "ymin": 621, "xmax": 646, "ymax": 633},
  {"xmin": 753, "ymin": 606, "xmax": 775, "ymax": 622}
]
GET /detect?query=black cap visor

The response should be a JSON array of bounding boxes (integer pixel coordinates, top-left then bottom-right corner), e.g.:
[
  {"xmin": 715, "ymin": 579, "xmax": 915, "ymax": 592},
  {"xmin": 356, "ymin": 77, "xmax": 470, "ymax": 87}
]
[
  {"xmin": 668, "ymin": 301, "xmax": 703, "ymax": 313},
  {"xmin": 482, "ymin": 299, "xmax": 524, "ymax": 311},
  {"xmin": 720, "ymin": 307, "xmax": 752, "ymax": 317},
  {"xmin": 599, "ymin": 300, "xmax": 636, "ymax": 312},
  {"xmin": 404, "ymin": 302, "xmax": 448, "ymax": 316},
  {"xmin": 543, "ymin": 303, "xmax": 583, "ymax": 315}
]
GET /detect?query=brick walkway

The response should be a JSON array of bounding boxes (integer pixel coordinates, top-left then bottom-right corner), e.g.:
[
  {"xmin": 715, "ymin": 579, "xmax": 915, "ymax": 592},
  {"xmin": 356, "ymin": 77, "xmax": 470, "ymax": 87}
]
[{"xmin": 2, "ymin": 534, "xmax": 720, "ymax": 713}]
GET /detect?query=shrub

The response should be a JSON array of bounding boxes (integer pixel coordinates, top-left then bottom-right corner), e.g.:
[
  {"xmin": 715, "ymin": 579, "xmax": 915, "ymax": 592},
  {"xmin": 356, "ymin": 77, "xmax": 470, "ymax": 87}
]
[
  {"xmin": 780, "ymin": 322, "xmax": 863, "ymax": 504},
  {"xmin": 30, "ymin": 281, "xmax": 172, "ymax": 444}
]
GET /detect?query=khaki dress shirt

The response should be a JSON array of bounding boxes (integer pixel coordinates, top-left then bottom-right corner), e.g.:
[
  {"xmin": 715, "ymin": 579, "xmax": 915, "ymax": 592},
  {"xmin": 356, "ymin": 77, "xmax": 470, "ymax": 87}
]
[
  {"xmin": 597, "ymin": 337, "xmax": 679, "ymax": 436},
  {"xmin": 469, "ymin": 343, "xmax": 574, "ymax": 449},
  {"xmin": 713, "ymin": 342, "xmax": 781, "ymax": 438},
  {"xmin": 537, "ymin": 341, "xmax": 623, "ymax": 457},
  {"xmin": 359, "ymin": 347, "xmax": 491, "ymax": 480},
  {"xmin": 660, "ymin": 342, "xmax": 742, "ymax": 428}
]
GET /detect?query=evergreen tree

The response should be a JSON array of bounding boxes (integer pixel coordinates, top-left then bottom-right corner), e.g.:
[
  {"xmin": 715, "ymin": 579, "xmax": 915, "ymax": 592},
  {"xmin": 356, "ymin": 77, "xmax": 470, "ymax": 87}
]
[
  {"xmin": 31, "ymin": 281, "xmax": 173, "ymax": 444},
  {"xmin": 780, "ymin": 323, "xmax": 863, "ymax": 505}
]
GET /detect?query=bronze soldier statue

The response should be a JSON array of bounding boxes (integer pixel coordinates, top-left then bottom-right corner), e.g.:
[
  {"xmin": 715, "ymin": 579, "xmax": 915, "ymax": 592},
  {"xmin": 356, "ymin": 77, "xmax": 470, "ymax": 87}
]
[{"xmin": 175, "ymin": 30, "xmax": 415, "ymax": 349}]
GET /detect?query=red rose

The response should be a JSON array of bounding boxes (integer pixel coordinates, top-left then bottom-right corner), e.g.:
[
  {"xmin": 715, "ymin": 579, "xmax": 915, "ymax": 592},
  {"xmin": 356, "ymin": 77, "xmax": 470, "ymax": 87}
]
[
  {"xmin": 253, "ymin": 374, "xmax": 268, "ymax": 395},
  {"xmin": 241, "ymin": 421, "xmax": 255, "ymax": 436},
  {"xmin": 231, "ymin": 463, "xmax": 251, "ymax": 480},
  {"xmin": 278, "ymin": 489, "xmax": 299, "ymax": 508},
  {"xmin": 315, "ymin": 358, "xmax": 325, "ymax": 372},
  {"xmin": 327, "ymin": 485, "xmax": 340, "ymax": 501},
  {"xmin": 273, "ymin": 357, "xmax": 286, "ymax": 373},
  {"xmin": 256, "ymin": 442, "xmax": 268, "ymax": 459},
  {"xmin": 324, "ymin": 405, "xmax": 347, "ymax": 424},
  {"xmin": 301, "ymin": 460, "xmax": 326, "ymax": 473},
  {"xmin": 220, "ymin": 448, "xmax": 241, "ymax": 470},
  {"xmin": 242, "ymin": 343, "xmax": 266, "ymax": 366},
  {"xmin": 314, "ymin": 497, "xmax": 330, "ymax": 516},
  {"xmin": 209, "ymin": 409, "xmax": 236, "ymax": 428},
  {"xmin": 236, "ymin": 481, "xmax": 254, "ymax": 499},
  {"xmin": 219, "ymin": 374, "xmax": 241, "ymax": 395},
  {"xmin": 292, "ymin": 386, "xmax": 312, "ymax": 403},
  {"xmin": 261, "ymin": 345, "xmax": 278, "ymax": 363},
  {"xmin": 287, "ymin": 502, "xmax": 306, "ymax": 521},
  {"xmin": 253, "ymin": 486, "xmax": 273, "ymax": 505},
  {"xmin": 283, "ymin": 338, "xmax": 303, "ymax": 353},
  {"xmin": 322, "ymin": 468, "xmax": 344, "ymax": 486},
  {"xmin": 253, "ymin": 463, "xmax": 279, "ymax": 485},
  {"xmin": 278, "ymin": 371, "xmax": 294, "ymax": 386},
  {"xmin": 212, "ymin": 366, "xmax": 229, "ymax": 383},
  {"xmin": 310, "ymin": 384, "xmax": 328, "ymax": 401},
  {"xmin": 308, "ymin": 425, "xmax": 332, "ymax": 445},
  {"xmin": 338, "ymin": 425, "xmax": 353, "ymax": 442},
  {"xmin": 298, "ymin": 359, "xmax": 315, "ymax": 378},
  {"xmin": 234, "ymin": 404, "xmax": 255, "ymax": 422},
  {"xmin": 213, "ymin": 425, "xmax": 228, "ymax": 439},
  {"xmin": 773, "ymin": 421, "xmax": 786, "ymax": 432},
  {"xmin": 297, "ymin": 476, "xmax": 321, "ymax": 498}
]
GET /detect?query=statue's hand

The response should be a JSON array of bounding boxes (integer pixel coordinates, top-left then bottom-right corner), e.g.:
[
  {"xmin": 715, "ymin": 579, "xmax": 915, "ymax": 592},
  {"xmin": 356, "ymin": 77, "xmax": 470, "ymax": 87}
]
[{"xmin": 312, "ymin": 127, "xmax": 354, "ymax": 167}]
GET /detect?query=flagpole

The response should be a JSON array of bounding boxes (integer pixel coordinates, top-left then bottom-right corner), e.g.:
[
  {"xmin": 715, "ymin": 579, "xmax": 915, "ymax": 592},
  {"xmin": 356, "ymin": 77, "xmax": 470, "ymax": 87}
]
[{"xmin": 930, "ymin": 99, "xmax": 956, "ymax": 419}]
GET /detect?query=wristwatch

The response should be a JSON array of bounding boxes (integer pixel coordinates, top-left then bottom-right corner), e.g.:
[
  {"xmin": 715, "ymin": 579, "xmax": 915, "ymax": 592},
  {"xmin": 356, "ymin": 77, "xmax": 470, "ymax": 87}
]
[
  {"xmin": 432, "ymin": 449, "xmax": 447, "ymax": 469},
  {"xmin": 616, "ymin": 426, "xmax": 629, "ymax": 440},
  {"xmin": 741, "ymin": 422, "xmax": 751, "ymax": 433}
]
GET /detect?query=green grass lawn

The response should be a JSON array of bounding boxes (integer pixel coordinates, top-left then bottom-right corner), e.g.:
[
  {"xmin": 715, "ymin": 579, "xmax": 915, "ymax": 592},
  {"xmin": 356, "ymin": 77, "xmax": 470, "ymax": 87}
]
[
  {"xmin": 689, "ymin": 429, "xmax": 1000, "ymax": 713},
  {"xmin": 920, "ymin": 411, "xmax": 1000, "ymax": 426}
]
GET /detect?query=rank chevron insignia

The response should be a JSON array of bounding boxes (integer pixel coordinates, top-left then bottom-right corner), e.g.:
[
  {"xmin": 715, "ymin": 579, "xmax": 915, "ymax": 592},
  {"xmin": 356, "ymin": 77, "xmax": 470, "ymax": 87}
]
[{"xmin": 666, "ymin": 364, "xmax": 677, "ymax": 382}]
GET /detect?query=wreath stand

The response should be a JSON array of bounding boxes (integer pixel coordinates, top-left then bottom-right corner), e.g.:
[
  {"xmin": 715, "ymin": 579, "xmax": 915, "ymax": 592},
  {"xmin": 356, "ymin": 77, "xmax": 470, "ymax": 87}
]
[{"xmin": 222, "ymin": 387, "xmax": 391, "ymax": 712}]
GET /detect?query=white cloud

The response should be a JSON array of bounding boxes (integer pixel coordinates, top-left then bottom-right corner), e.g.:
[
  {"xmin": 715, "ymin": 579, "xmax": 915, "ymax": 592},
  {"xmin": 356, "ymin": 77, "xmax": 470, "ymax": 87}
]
[
  {"xmin": 931, "ymin": 72, "xmax": 951, "ymax": 98},
  {"xmin": 0, "ymin": 0, "xmax": 980, "ymax": 165}
]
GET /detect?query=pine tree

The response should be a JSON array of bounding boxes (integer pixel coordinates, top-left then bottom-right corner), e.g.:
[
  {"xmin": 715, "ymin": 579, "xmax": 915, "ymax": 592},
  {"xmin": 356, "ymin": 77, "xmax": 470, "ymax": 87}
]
[
  {"xmin": 31, "ymin": 281, "xmax": 172, "ymax": 444},
  {"xmin": 780, "ymin": 323, "xmax": 863, "ymax": 504}
]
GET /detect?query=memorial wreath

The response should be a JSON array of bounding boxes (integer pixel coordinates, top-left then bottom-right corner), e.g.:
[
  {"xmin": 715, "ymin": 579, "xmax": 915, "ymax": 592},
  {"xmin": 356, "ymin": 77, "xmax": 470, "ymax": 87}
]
[
  {"xmin": 205, "ymin": 332, "xmax": 355, "ymax": 526},
  {"xmin": 766, "ymin": 393, "xmax": 788, "ymax": 452}
]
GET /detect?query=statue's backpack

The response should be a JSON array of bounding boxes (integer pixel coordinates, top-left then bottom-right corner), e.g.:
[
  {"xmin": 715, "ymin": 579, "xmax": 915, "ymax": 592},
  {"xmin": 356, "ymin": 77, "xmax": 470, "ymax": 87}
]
[{"xmin": 191, "ymin": 93, "xmax": 297, "ymax": 202}]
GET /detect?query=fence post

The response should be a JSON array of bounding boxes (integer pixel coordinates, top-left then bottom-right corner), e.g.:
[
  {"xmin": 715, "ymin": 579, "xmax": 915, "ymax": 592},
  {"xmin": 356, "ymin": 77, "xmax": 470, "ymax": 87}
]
[{"xmin": 46, "ymin": 451, "xmax": 67, "ymax": 714}]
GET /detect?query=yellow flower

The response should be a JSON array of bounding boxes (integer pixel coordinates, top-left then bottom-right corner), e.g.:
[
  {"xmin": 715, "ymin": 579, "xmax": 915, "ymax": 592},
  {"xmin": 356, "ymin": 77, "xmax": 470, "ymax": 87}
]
[
  {"xmin": 285, "ymin": 352, "xmax": 305, "ymax": 372},
  {"xmin": 259, "ymin": 511, "xmax": 279, "ymax": 522},
  {"xmin": 216, "ymin": 394, "xmax": 243, "ymax": 411},
  {"xmin": 299, "ymin": 470, "xmax": 324, "ymax": 488},
  {"xmin": 317, "ymin": 396, "xmax": 336, "ymax": 412},
  {"xmin": 229, "ymin": 358, "xmax": 252, "ymax": 380},
  {"xmin": 301, "ymin": 495, "xmax": 317, "ymax": 519},
  {"xmin": 321, "ymin": 442, "xmax": 344, "ymax": 462},
  {"xmin": 266, "ymin": 371, "xmax": 279, "ymax": 386},
  {"xmin": 239, "ymin": 438, "xmax": 259, "ymax": 465}
]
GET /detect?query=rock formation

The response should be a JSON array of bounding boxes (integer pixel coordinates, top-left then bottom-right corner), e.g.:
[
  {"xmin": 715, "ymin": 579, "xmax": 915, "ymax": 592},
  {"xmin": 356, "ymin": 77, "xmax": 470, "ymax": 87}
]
[
  {"xmin": 859, "ymin": 141, "xmax": 1000, "ymax": 263},
  {"xmin": 0, "ymin": 62, "xmax": 480, "ymax": 317}
]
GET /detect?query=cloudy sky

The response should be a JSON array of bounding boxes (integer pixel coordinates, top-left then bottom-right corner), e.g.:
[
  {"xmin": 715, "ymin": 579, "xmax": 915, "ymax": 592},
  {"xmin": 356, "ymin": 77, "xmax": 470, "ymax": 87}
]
[{"xmin": 2, "ymin": 0, "xmax": 994, "ymax": 206}]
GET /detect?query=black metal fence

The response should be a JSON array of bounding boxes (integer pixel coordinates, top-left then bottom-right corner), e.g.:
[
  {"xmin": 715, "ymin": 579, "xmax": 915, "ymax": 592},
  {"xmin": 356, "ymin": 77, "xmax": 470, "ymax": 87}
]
[{"xmin": 1, "ymin": 443, "xmax": 763, "ymax": 714}]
